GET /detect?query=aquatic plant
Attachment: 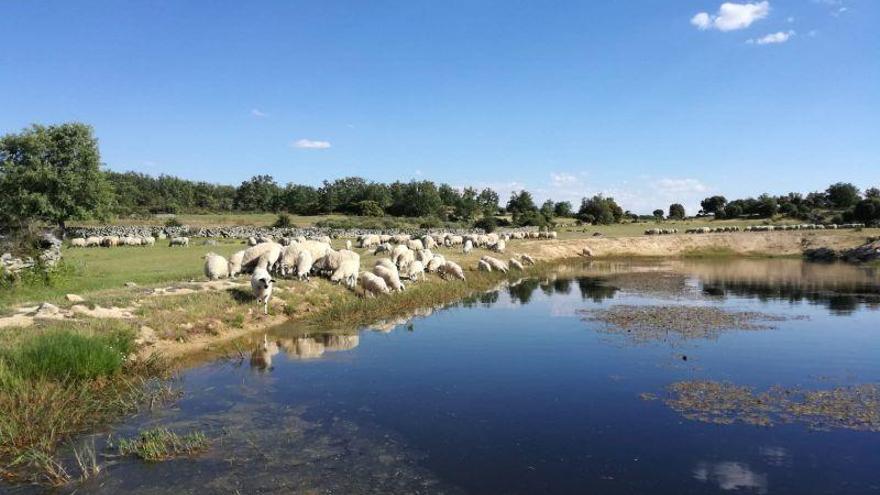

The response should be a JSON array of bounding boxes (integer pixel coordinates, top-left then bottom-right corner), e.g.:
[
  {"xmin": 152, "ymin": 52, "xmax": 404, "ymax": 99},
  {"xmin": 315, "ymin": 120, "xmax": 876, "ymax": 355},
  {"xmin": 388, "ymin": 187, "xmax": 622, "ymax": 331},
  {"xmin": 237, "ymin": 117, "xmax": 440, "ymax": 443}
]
[{"xmin": 116, "ymin": 428, "xmax": 209, "ymax": 462}]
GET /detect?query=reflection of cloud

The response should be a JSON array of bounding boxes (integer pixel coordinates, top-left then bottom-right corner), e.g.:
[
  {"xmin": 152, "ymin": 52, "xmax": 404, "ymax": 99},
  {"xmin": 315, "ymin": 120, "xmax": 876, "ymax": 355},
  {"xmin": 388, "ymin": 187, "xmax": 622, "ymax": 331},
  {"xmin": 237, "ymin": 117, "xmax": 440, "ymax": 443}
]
[
  {"xmin": 693, "ymin": 461, "xmax": 768, "ymax": 494},
  {"xmin": 759, "ymin": 446, "xmax": 791, "ymax": 467}
]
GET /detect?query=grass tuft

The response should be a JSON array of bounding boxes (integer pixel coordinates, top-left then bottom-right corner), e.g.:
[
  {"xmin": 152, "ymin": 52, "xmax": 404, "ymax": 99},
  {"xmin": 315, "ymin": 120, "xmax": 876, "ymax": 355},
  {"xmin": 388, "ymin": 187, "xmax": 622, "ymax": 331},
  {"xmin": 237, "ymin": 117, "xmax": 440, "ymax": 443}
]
[
  {"xmin": 1, "ymin": 328, "xmax": 134, "ymax": 381},
  {"xmin": 116, "ymin": 428, "xmax": 209, "ymax": 462}
]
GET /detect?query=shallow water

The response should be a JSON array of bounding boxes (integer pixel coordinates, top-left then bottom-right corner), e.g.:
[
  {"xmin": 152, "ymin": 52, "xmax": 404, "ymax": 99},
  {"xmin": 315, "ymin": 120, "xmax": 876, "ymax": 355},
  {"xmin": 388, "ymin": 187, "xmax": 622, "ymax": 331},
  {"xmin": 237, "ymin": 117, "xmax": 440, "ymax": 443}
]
[{"xmin": 41, "ymin": 260, "xmax": 880, "ymax": 493}]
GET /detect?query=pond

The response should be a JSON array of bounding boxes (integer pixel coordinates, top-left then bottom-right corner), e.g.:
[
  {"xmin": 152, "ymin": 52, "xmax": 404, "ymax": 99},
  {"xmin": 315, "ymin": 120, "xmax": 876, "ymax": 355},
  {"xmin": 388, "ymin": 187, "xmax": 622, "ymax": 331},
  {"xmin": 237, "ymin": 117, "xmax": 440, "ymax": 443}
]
[{"xmin": 56, "ymin": 260, "xmax": 880, "ymax": 494}]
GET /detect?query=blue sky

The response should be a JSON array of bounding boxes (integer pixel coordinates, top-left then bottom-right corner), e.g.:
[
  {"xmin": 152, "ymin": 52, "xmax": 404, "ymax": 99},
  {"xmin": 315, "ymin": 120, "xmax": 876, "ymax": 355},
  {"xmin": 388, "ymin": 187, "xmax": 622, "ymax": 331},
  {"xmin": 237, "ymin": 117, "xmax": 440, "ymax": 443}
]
[{"xmin": 1, "ymin": 0, "xmax": 877, "ymax": 214}]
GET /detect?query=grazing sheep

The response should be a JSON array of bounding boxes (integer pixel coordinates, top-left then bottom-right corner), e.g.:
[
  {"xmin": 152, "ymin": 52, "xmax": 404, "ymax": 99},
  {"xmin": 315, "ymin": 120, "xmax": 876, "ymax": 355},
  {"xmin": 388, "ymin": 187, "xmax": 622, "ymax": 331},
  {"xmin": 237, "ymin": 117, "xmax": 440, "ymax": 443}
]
[
  {"xmin": 101, "ymin": 236, "xmax": 119, "ymax": 248},
  {"xmin": 478, "ymin": 259, "xmax": 492, "ymax": 272},
  {"xmin": 509, "ymin": 258, "xmax": 524, "ymax": 271},
  {"xmin": 396, "ymin": 249, "xmax": 415, "ymax": 270},
  {"xmin": 391, "ymin": 244, "xmax": 410, "ymax": 265},
  {"xmin": 401, "ymin": 260, "xmax": 425, "ymax": 281},
  {"xmin": 481, "ymin": 255, "xmax": 508, "ymax": 273},
  {"xmin": 373, "ymin": 265, "xmax": 405, "ymax": 292},
  {"xmin": 521, "ymin": 254, "xmax": 536, "ymax": 265},
  {"xmin": 426, "ymin": 255, "xmax": 446, "ymax": 273},
  {"xmin": 373, "ymin": 243, "xmax": 392, "ymax": 255},
  {"xmin": 314, "ymin": 249, "xmax": 360, "ymax": 277},
  {"xmin": 241, "ymin": 242, "xmax": 283, "ymax": 274},
  {"xmin": 379, "ymin": 234, "xmax": 392, "ymax": 243},
  {"xmin": 406, "ymin": 239, "xmax": 424, "ymax": 251},
  {"xmin": 292, "ymin": 250, "xmax": 312, "ymax": 281},
  {"xmin": 439, "ymin": 260, "xmax": 465, "ymax": 281},
  {"xmin": 228, "ymin": 250, "xmax": 246, "ymax": 278},
  {"xmin": 390, "ymin": 234, "xmax": 411, "ymax": 244},
  {"xmin": 85, "ymin": 236, "xmax": 101, "ymax": 247},
  {"xmin": 359, "ymin": 271, "xmax": 390, "ymax": 297},
  {"xmin": 203, "ymin": 252, "xmax": 229, "ymax": 280},
  {"xmin": 142, "ymin": 236, "xmax": 156, "ymax": 247},
  {"xmin": 490, "ymin": 240, "xmax": 506, "ymax": 253},
  {"xmin": 374, "ymin": 258, "xmax": 398, "ymax": 273},
  {"xmin": 463, "ymin": 239, "xmax": 473, "ymax": 254},
  {"xmin": 359, "ymin": 234, "xmax": 381, "ymax": 248},
  {"xmin": 330, "ymin": 258, "xmax": 359, "ymax": 289},
  {"xmin": 278, "ymin": 244, "xmax": 302, "ymax": 276},
  {"xmin": 250, "ymin": 267, "xmax": 276, "ymax": 315},
  {"xmin": 416, "ymin": 248, "xmax": 433, "ymax": 263},
  {"xmin": 70, "ymin": 238, "xmax": 87, "ymax": 248},
  {"xmin": 247, "ymin": 237, "xmax": 258, "ymax": 246},
  {"xmin": 169, "ymin": 237, "xmax": 189, "ymax": 247},
  {"xmin": 421, "ymin": 235, "xmax": 437, "ymax": 250}
]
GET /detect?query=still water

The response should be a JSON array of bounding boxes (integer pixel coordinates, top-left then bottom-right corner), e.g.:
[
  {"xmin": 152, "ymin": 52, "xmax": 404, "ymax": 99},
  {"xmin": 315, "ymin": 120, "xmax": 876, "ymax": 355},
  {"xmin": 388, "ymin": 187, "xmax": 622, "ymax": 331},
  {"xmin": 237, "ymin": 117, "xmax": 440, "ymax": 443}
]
[{"xmin": 73, "ymin": 260, "xmax": 880, "ymax": 493}]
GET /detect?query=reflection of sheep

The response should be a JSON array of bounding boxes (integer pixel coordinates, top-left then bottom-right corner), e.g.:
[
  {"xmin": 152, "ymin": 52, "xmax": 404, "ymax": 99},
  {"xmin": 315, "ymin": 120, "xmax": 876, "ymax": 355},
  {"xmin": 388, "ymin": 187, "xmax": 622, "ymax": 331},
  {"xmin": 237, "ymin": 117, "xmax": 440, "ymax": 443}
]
[
  {"xmin": 359, "ymin": 271, "xmax": 390, "ymax": 297},
  {"xmin": 250, "ymin": 335, "xmax": 278, "ymax": 370},
  {"xmin": 509, "ymin": 258, "xmax": 524, "ymax": 271},
  {"xmin": 203, "ymin": 252, "xmax": 229, "ymax": 280},
  {"xmin": 251, "ymin": 267, "xmax": 275, "ymax": 314},
  {"xmin": 373, "ymin": 265, "xmax": 405, "ymax": 292},
  {"xmin": 481, "ymin": 255, "xmax": 508, "ymax": 273},
  {"xmin": 439, "ymin": 260, "xmax": 465, "ymax": 280},
  {"xmin": 169, "ymin": 237, "xmax": 189, "ymax": 247}
]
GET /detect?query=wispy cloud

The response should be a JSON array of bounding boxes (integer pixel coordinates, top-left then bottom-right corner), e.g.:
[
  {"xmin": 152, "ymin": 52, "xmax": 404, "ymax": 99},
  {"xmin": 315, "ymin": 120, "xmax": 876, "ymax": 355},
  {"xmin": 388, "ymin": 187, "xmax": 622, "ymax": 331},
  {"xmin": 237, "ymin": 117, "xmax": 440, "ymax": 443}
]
[
  {"xmin": 655, "ymin": 178, "xmax": 710, "ymax": 194},
  {"xmin": 747, "ymin": 30, "xmax": 795, "ymax": 44},
  {"xmin": 691, "ymin": 2, "xmax": 770, "ymax": 31},
  {"xmin": 251, "ymin": 108, "xmax": 268, "ymax": 118},
  {"xmin": 292, "ymin": 138, "xmax": 331, "ymax": 149}
]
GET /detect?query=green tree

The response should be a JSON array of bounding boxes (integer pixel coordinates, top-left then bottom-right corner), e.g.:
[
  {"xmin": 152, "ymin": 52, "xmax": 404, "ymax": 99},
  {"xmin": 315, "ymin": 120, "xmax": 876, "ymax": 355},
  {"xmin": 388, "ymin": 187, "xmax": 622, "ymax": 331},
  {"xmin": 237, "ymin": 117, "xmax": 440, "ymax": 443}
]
[
  {"xmin": 577, "ymin": 195, "xmax": 623, "ymax": 225},
  {"xmin": 864, "ymin": 187, "xmax": 880, "ymax": 199},
  {"xmin": 553, "ymin": 201, "xmax": 572, "ymax": 217},
  {"xmin": 700, "ymin": 195, "xmax": 727, "ymax": 215},
  {"xmin": 234, "ymin": 175, "xmax": 280, "ymax": 211},
  {"xmin": 540, "ymin": 199, "xmax": 555, "ymax": 221},
  {"xmin": 652, "ymin": 209, "xmax": 664, "ymax": 219},
  {"xmin": 355, "ymin": 200, "xmax": 385, "ymax": 217},
  {"xmin": 280, "ymin": 184, "xmax": 320, "ymax": 214},
  {"xmin": 0, "ymin": 122, "xmax": 113, "ymax": 230},
  {"xmin": 825, "ymin": 182, "xmax": 861, "ymax": 208},
  {"xmin": 477, "ymin": 188, "xmax": 499, "ymax": 217},
  {"xmin": 455, "ymin": 187, "xmax": 481, "ymax": 221},
  {"xmin": 668, "ymin": 203, "xmax": 685, "ymax": 220}
]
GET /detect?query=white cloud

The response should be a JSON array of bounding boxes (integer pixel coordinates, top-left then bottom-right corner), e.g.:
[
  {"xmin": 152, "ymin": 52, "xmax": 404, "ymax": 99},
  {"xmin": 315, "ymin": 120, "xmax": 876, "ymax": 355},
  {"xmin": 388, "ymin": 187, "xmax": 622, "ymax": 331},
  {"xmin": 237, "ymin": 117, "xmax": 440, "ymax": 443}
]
[
  {"xmin": 691, "ymin": 2, "xmax": 770, "ymax": 32},
  {"xmin": 655, "ymin": 178, "xmax": 710, "ymax": 194},
  {"xmin": 292, "ymin": 138, "xmax": 331, "ymax": 149},
  {"xmin": 251, "ymin": 108, "xmax": 268, "ymax": 118},
  {"xmin": 748, "ymin": 30, "xmax": 795, "ymax": 44},
  {"xmin": 550, "ymin": 172, "xmax": 579, "ymax": 187}
]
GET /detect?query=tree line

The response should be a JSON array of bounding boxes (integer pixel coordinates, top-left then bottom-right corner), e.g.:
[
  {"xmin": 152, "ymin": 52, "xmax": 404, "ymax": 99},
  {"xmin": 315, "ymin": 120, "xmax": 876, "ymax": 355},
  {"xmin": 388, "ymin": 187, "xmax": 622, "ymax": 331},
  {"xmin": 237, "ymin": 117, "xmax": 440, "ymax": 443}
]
[{"xmin": 2, "ymin": 123, "xmax": 877, "ymax": 231}]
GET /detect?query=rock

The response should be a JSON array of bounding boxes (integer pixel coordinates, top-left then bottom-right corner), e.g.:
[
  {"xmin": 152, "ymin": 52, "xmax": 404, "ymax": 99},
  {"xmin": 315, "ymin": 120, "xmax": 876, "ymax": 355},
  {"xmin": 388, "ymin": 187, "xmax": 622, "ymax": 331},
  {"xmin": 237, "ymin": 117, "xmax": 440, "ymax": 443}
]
[
  {"xmin": 804, "ymin": 247, "xmax": 839, "ymax": 262},
  {"xmin": 34, "ymin": 302, "xmax": 63, "ymax": 319},
  {"xmin": 124, "ymin": 282, "xmax": 138, "ymax": 288},
  {"xmin": 65, "ymin": 294, "xmax": 85, "ymax": 303}
]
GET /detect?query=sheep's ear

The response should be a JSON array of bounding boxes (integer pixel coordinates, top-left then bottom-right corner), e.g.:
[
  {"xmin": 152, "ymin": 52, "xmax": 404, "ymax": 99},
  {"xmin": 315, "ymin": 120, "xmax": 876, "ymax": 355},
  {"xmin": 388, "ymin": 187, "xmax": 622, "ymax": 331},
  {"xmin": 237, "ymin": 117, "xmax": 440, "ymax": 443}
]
[{"xmin": 270, "ymin": 279, "xmax": 276, "ymax": 284}]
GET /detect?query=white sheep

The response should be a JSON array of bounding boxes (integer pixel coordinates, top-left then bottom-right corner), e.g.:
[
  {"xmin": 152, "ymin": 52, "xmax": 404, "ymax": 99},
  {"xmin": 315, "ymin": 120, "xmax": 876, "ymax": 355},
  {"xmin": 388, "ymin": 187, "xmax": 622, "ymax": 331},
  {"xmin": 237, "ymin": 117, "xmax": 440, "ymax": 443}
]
[
  {"xmin": 490, "ymin": 239, "xmax": 506, "ymax": 253},
  {"xmin": 373, "ymin": 265, "xmax": 405, "ymax": 292},
  {"xmin": 85, "ymin": 236, "xmax": 101, "ymax": 247},
  {"xmin": 359, "ymin": 234, "xmax": 381, "ymax": 248},
  {"xmin": 426, "ymin": 255, "xmax": 446, "ymax": 273},
  {"xmin": 421, "ymin": 235, "xmax": 437, "ymax": 250},
  {"xmin": 240, "ymin": 242, "xmax": 283, "ymax": 274},
  {"xmin": 416, "ymin": 248, "xmax": 433, "ymax": 263},
  {"xmin": 390, "ymin": 244, "xmax": 410, "ymax": 265},
  {"xmin": 401, "ymin": 260, "xmax": 425, "ymax": 281},
  {"xmin": 203, "ymin": 252, "xmax": 229, "ymax": 280},
  {"xmin": 250, "ymin": 267, "xmax": 276, "ymax": 315},
  {"xmin": 70, "ymin": 238, "xmax": 87, "ymax": 248},
  {"xmin": 359, "ymin": 271, "xmax": 390, "ymax": 297},
  {"xmin": 509, "ymin": 258, "xmax": 524, "ymax": 271},
  {"xmin": 374, "ymin": 258, "xmax": 398, "ymax": 273},
  {"xmin": 463, "ymin": 239, "xmax": 473, "ymax": 254},
  {"xmin": 169, "ymin": 237, "xmax": 189, "ymax": 247},
  {"xmin": 295, "ymin": 250, "xmax": 313, "ymax": 281},
  {"xmin": 478, "ymin": 259, "xmax": 492, "ymax": 272},
  {"xmin": 520, "ymin": 254, "xmax": 536, "ymax": 266},
  {"xmin": 406, "ymin": 239, "xmax": 424, "ymax": 251},
  {"xmin": 396, "ymin": 249, "xmax": 415, "ymax": 270},
  {"xmin": 481, "ymin": 255, "xmax": 508, "ymax": 273},
  {"xmin": 373, "ymin": 243, "xmax": 392, "ymax": 255},
  {"xmin": 439, "ymin": 260, "xmax": 466, "ymax": 280},
  {"xmin": 330, "ymin": 258, "xmax": 359, "ymax": 289},
  {"xmin": 142, "ymin": 236, "xmax": 156, "ymax": 246},
  {"xmin": 228, "ymin": 250, "xmax": 246, "ymax": 277}
]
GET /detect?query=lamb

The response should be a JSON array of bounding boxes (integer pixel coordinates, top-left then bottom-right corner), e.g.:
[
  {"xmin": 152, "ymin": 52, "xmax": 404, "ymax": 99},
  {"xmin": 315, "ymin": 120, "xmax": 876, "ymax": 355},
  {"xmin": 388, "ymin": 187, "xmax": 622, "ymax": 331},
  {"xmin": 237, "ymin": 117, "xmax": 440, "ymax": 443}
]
[
  {"xmin": 228, "ymin": 250, "xmax": 246, "ymax": 277},
  {"xmin": 509, "ymin": 258, "xmax": 524, "ymax": 271},
  {"xmin": 295, "ymin": 250, "xmax": 313, "ymax": 281},
  {"xmin": 169, "ymin": 237, "xmax": 189, "ymax": 247},
  {"xmin": 439, "ymin": 260, "xmax": 465, "ymax": 280},
  {"xmin": 250, "ymin": 267, "xmax": 276, "ymax": 315},
  {"xmin": 481, "ymin": 255, "xmax": 508, "ymax": 273},
  {"xmin": 70, "ymin": 238, "xmax": 87, "ymax": 248},
  {"xmin": 359, "ymin": 271, "xmax": 390, "ymax": 297},
  {"xmin": 463, "ymin": 239, "xmax": 473, "ymax": 254},
  {"xmin": 373, "ymin": 265, "xmax": 405, "ymax": 292},
  {"xmin": 521, "ymin": 254, "xmax": 536, "ymax": 265},
  {"xmin": 203, "ymin": 252, "xmax": 229, "ymax": 280},
  {"xmin": 477, "ymin": 259, "xmax": 492, "ymax": 272},
  {"xmin": 330, "ymin": 258, "xmax": 359, "ymax": 289},
  {"xmin": 426, "ymin": 255, "xmax": 446, "ymax": 273}
]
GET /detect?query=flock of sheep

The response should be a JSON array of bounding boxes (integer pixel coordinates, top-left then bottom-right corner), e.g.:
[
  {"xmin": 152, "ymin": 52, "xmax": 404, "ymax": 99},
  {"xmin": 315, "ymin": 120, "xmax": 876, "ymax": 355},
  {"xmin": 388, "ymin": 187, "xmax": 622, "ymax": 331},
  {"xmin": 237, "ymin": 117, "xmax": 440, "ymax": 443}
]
[
  {"xmin": 67, "ymin": 234, "xmax": 191, "ymax": 247},
  {"xmin": 644, "ymin": 223, "xmax": 867, "ymax": 236},
  {"xmin": 203, "ymin": 231, "xmax": 547, "ymax": 314}
]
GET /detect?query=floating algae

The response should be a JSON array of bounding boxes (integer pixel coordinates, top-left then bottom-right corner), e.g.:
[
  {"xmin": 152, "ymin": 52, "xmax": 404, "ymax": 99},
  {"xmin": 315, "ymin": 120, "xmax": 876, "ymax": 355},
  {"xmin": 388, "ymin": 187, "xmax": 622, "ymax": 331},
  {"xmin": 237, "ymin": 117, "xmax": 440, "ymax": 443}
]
[
  {"xmin": 580, "ymin": 305, "xmax": 793, "ymax": 343},
  {"xmin": 658, "ymin": 380, "xmax": 880, "ymax": 432}
]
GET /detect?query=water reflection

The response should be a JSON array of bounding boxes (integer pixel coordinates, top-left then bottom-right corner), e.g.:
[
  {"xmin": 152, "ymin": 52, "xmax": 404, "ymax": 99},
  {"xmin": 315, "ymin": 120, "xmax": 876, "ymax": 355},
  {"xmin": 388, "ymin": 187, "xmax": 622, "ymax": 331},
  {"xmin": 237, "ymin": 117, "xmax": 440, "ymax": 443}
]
[
  {"xmin": 249, "ymin": 333, "xmax": 360, "ymax": 369},
  {"xmin": 693, "ymin": 461, "xmax": 768, "ymax": 494}
]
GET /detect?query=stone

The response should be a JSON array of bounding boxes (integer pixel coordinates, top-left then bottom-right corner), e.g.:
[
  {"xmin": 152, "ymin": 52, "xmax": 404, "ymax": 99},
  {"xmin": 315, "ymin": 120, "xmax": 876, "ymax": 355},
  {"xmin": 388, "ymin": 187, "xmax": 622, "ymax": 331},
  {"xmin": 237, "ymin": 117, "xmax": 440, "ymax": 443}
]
[
  {"xmin": 65, "ymin": 294, "xmax": 85, "ymax": 303},
  {"xmin": 34, "ymin": 302, "xmax": 63, "ymax": 319},
  {"xmin": 135, "ymin": 325, "xmax": 157, "ymax": 346}
]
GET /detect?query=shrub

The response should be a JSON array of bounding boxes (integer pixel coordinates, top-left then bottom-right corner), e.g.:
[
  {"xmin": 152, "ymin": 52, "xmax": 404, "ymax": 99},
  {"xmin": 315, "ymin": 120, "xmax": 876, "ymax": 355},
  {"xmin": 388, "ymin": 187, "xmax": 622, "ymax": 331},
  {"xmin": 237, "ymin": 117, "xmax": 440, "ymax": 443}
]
[
  {"xmin": 163, "ymin": 217, "xmax": 183, "ymax": 228},
  {"xmin": 272, "ymin": 213, "xmax": 294, "ymax": 228},
  {"xmin": 473, "ymin": 217, "xmax": 497, "ymax": 233},
  {"xmin": 355, "ymin": 200, "xmax": 385, "ymax": 217}
]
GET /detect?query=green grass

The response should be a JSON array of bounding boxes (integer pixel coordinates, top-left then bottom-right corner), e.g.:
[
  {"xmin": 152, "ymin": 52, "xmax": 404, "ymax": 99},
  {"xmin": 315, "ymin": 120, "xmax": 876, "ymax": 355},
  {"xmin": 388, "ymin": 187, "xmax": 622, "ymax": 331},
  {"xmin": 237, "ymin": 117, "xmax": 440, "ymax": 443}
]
[
  {"xmin": 116, "ymin": 428, "xmax": 209, "ymax": 462},
  {"xmin": 1, "ymin": 327, "xmax": 134, "ymax": 381}
]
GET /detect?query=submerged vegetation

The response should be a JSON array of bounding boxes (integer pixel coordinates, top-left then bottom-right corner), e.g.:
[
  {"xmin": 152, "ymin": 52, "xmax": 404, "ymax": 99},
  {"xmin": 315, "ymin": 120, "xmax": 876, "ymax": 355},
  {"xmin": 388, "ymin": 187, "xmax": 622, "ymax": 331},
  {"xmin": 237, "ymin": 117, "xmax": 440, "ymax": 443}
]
[
  {"xmin": 659, "ymin": 380, "xmax": 880, "ymax": 432},
  {"xmin": 116, "ymin": 428, "xmax": 209, "ymax": 462},
  {"xmin": 581, "ymin": 304, "xmax": 793, "ymax": 343}
]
